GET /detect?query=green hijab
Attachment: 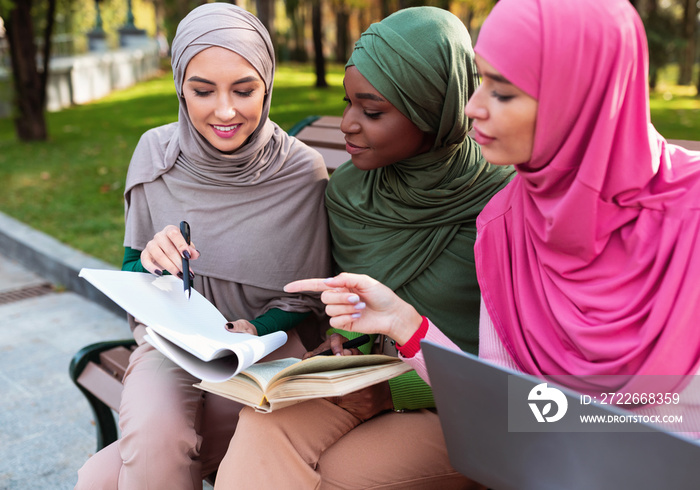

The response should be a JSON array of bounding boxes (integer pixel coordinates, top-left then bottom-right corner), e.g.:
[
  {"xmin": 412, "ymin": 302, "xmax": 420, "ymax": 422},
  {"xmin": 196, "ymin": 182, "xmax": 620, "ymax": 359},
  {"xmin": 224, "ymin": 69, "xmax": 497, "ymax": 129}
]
[{"xmin": 326, "ymin": 7, "xmax": 514, "ymax": 354}]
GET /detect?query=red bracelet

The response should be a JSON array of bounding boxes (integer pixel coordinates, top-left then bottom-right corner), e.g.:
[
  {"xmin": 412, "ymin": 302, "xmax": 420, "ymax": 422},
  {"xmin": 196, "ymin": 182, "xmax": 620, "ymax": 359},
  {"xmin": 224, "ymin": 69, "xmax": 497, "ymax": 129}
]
[{"xmin": 396, "ymin": 316, "xmax": 429, "ymax": 358}]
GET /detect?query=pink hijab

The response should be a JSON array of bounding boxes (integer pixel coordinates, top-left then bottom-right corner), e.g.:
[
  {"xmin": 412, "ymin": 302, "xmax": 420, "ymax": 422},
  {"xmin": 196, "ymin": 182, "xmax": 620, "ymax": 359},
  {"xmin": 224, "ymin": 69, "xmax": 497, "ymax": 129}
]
[{"xmin": 474, "ymin": 0, "xmax": 700, "ymax": 391}]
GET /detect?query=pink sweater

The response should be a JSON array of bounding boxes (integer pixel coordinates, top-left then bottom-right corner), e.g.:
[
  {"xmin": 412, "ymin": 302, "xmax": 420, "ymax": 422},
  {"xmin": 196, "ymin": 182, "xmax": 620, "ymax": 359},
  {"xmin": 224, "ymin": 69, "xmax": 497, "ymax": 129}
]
[{"xmin": 400, "ymin": 299, "xmax": 518, "ymax": 385}]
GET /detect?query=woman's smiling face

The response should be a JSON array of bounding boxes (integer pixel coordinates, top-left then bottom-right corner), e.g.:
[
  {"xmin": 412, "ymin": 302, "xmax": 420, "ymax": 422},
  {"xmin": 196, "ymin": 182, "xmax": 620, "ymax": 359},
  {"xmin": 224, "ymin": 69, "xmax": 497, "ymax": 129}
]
[
  {"xmin": 465, "ymin": 54, "xmax": 538, "ymax": 166},
  {"xmin": 340, "ymin": 66, "xmax": 435, "ymax": 171},
  {"xmin": 182, "ymin": 46, "xmax": 266, "ymax": 153}
]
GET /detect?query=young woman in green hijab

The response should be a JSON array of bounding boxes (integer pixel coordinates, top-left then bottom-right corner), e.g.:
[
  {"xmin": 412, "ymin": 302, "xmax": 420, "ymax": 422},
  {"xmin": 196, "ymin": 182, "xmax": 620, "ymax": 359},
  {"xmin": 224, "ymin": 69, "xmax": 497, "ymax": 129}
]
[{"xmin": 213, "ymin": 7, "xmax": 513, "ymax": 489}]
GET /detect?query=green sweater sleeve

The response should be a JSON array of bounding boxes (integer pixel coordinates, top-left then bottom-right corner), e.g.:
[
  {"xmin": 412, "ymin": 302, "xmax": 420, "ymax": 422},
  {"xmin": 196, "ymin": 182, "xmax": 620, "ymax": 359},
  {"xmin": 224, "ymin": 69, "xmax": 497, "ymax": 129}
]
[
  {"xmin": 251, "ymin": 309, "xmax": 310, "ymax": 336},
  {"xmin": 328, "ymin": 328, "xmax": 435, "ymax": 410},
  {"xmin": 122, "ymin": 246, "xmax": 149, "ymax": 273}
]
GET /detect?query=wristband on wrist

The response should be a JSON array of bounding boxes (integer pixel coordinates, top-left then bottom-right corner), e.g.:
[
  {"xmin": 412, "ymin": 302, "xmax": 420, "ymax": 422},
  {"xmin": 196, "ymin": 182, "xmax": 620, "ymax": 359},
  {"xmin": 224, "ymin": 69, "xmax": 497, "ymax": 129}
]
[{"xmin": 396, "ymin": 316, "xmax": 429, "ymax": 358}]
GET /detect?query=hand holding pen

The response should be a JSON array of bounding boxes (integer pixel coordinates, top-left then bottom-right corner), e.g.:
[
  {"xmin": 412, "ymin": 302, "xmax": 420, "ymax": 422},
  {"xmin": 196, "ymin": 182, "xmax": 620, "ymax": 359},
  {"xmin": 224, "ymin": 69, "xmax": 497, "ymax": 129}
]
[{"xmin": 139, "ymin": 224, "xmax": 198, "ymax": 288}]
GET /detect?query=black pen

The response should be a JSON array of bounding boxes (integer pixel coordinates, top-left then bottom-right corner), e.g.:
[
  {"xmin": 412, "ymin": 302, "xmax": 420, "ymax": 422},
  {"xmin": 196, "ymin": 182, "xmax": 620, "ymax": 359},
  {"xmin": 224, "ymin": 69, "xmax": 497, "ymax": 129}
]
[
  {"xmin": 180, "ymin": 221, "xmax": 191, "ymax": 300},
  {"xmin": 313, "ymin": 334, "xmax": 372, "ymax": 356}
]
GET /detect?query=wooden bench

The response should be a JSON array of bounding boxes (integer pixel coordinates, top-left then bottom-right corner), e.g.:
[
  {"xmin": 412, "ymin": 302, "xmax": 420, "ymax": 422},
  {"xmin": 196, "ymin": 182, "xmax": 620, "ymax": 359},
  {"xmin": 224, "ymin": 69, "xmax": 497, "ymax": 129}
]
[
  {"xmin": 69, "ymin": 131, "xmax": 699, "ymax": 454},
  {"xmin": 69, "ymin": 115, "xmax": 348, "ymax": 456},
  {"xmin": 288, "ymin": 115, "xmax": 349, "ymax": 172}
]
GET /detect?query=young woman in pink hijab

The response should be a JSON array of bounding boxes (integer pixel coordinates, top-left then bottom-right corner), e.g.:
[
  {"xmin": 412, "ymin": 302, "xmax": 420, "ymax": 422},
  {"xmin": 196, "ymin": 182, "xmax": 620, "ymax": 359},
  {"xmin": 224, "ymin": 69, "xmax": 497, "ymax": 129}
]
[{"xmin": 287, "ymin": 0, "xmax": 700, "ymax": 419}]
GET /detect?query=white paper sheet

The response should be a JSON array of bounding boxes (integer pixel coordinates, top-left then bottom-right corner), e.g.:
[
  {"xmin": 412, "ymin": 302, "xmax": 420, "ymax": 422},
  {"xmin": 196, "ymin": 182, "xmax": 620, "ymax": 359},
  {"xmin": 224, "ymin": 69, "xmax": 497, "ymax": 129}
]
[{"xmin": 79, "ymin": 268, "xmax": 288, "ymax": 381}]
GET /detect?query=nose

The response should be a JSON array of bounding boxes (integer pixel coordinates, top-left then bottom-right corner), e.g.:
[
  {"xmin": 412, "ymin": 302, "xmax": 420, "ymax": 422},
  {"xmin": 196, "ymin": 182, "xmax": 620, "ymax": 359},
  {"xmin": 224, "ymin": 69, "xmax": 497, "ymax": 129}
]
[
  {"xmin": 214, "ymin": 94, "xmax": 236, "ymax": 121},
  {"xmin": 339, "ymin": 105, "xmax": 360, "ymax": 135},
  {"xmin": 465, "ymin": 86, "xmax": 486, "ymax": 121}
]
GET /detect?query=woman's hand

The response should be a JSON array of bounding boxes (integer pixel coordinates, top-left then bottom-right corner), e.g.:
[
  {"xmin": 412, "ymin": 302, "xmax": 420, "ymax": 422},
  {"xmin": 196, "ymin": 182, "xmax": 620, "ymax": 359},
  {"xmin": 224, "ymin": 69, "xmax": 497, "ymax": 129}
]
[
  {"xmin": 285, "ymin": 273, "xmax": 423, "ymax": 345},
  {"xmin": 141, "ymin": 224, "xmax": 200, "ymax": 278},
  {"xmin": 327, "ymin": 382, "xmax": 394, "ymax": 421},
  {"xmin": 225, "ymin": 319, "xmax": 258, "ymax": 335},
  {"xmin": 302, "ymin": 333, "xmax": 365, "ymax": 359}
]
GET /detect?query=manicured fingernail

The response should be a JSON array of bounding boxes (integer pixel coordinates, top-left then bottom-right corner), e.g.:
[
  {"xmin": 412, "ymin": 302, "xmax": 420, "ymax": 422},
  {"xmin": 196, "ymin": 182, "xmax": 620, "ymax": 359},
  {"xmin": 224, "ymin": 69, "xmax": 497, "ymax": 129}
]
[
  {"xmin": 189, "ymin": 271, "xmax": 195, "ymax": 280},
  {"xmin": 354, "ymin": 302, "xmax": 366, "ymax": 310},
  {"xmin": 351, "ymin": 313, "xmax": 362, "ymax": 319},
  {"xmin": 177, "ymin": 271, "xmax": 183, "ymax": 279},
  {"xmin": 347, "ymin": 294, "xmax": 360, "ymax": 303},
  {"xmin": 183, "ymin": 250, "xmax": 191, "ymax": 259},
  {"xmin": 225, "ymin": 322, "xmax": 234, "ymax": 330},
  {"xmin": 154, "ymin": 269, "xmax": 163, "ymax": 276}
]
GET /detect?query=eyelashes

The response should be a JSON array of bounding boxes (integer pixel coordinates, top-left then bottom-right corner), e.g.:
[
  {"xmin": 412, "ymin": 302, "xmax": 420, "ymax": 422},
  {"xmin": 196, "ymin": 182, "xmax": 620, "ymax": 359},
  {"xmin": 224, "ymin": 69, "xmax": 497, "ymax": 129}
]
[
  {"xmin": 192, "ymin": 89, "xmax": 255, "ymax": 98},
  {"xmin": 343, "ymin": 96, "xmax": 382, "ymax": 119},
  {"xmin": 491, "ymin": 91, "xmax": 515, "ymax": 102}
]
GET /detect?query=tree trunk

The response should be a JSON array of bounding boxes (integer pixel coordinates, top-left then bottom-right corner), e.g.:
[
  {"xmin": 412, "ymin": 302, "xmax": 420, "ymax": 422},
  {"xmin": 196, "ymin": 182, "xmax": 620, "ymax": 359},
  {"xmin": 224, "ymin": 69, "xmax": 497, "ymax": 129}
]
[
  {"xmin": 677, "ymin": 0, "xmax": 698, "ymax": 86},
  {"xmin": 4, "ymin": 0, "xmax": 49, "ymax": 141},
  {"xmin": 312, "ymin": 0, "xmax": 327, "ymax": 88},
  {"xmin": 380, "ymin": 0, "xmax": 391, "ymax": 19},
  {"xmin": 255, "ymin": 0, "xmax": 276, "ymax": 54},
  {"xmin": 335, "ymin": 0, "xmax": 349, "ymax": 63}
]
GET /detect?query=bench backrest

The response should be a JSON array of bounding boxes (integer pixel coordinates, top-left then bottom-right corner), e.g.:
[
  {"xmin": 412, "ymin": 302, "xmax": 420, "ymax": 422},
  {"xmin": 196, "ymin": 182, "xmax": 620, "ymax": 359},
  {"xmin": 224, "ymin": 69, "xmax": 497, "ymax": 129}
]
[{"xmin": 288, "ymin": 116, "xmax": 349, "ymax": 172}]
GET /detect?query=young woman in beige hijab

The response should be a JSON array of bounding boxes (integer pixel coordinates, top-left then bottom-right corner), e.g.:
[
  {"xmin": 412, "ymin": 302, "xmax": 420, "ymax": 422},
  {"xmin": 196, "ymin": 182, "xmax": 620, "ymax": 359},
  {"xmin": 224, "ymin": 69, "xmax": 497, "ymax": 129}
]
[{"xmin": 75, "ymin": 4, "xmax": 330, "ymax": 489}]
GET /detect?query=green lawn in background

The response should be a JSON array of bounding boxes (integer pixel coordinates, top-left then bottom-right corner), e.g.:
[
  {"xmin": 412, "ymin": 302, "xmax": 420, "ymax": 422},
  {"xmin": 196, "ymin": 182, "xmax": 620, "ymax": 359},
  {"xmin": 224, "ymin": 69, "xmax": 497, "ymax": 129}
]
[{"xmin": 0, "ymin": 62, "xmax": 697, "ymax": 266}]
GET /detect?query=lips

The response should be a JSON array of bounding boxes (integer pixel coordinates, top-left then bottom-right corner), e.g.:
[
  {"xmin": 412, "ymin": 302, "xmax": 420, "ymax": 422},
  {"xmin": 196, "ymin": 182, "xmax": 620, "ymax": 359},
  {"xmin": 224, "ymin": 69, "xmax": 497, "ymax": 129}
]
[
  {"xmin": 471, "ymin": 127, "xmax": 495, "ymax": 146},
  {"xmin": 345, "ymin": 140, "xmax": 368, "ymax": 155},
  {"xmin": 211, "ymin": 124, "xmax": 240, "ymax": 139}
]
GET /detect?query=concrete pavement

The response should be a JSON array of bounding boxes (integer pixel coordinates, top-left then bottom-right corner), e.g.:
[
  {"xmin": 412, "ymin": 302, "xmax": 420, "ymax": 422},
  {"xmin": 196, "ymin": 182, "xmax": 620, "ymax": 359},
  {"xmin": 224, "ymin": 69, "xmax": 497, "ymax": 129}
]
[
  {"xmin": 0, "ymin": 211, "xmax": 132, "ymax": 489},
  {"xmin": 0, "ymin": 211, "xmax": 215, "ymax": 489},
  {"xmin": 0, "ymin": 257, "xmax": 130, "ymax": 489}
]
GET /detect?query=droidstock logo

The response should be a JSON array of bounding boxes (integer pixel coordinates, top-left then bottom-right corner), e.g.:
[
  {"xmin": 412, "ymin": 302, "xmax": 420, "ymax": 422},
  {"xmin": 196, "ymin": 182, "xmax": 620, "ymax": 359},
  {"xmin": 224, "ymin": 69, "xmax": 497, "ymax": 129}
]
[{"xmin": 528, "ymin": 383, "xmax": 568, "ymax": 423}]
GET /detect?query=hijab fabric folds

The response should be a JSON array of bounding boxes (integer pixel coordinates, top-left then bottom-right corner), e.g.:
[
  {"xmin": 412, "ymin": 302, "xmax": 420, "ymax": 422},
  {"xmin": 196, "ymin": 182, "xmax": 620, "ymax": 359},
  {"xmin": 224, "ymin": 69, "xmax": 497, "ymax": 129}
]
[
  {"xmin": 474, "ymin": 0, "xmax": 700, "ymax": 391},
  {"xmin": 327, "ymin": 7, "xmax": 514, "ymax": 353},
  {"xmin": 123, "ymin": 4, "xmax": 330, "ymax": 312}
]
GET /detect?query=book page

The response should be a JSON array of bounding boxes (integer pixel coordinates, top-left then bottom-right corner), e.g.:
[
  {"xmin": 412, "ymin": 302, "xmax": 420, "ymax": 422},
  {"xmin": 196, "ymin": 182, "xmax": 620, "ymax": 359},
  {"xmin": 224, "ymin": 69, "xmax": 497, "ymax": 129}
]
[
  {"xmin": 239, "ymin": 358, "xmax": 301, "ymax": 389},
  {"xmin": 268, "ymin": 354, "xmax": 405, "ymax": 385},
  {"xmin": 268, "ymin": 362, "xmax": 413, "ymax": 399}
]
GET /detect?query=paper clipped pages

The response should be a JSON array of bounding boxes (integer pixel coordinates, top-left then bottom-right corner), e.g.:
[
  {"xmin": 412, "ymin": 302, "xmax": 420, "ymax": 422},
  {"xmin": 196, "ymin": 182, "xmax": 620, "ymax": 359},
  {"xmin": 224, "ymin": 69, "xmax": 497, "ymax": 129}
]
[
  {"xmin": 79, "ymin": 269, "xmax": 287, "ymax": 382},
  {"xmin": 196, "ymin": 354, "xmax": 413, "ymax": 413}
]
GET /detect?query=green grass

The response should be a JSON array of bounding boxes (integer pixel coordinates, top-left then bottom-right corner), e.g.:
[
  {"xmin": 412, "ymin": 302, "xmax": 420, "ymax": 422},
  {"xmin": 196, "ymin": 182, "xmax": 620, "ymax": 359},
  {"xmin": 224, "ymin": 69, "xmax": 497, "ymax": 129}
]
[
  {"xmin": 0, "ymin": 63, "xmax": 346, "ymax": 266},
  {"xmin": 0, "ymin": 61, "xmax": 697, "ymax": 266}
]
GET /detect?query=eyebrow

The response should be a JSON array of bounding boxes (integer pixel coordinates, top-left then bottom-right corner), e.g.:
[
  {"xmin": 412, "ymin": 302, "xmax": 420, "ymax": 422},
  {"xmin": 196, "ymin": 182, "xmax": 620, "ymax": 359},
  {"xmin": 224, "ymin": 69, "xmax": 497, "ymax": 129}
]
[
  {"xmin": 355, "ymin": 92, "xmax": 386, "ymax": 102},
  {"xmin": 186, "ymin": 75, "xmax": 261, "ymax": 85},
  {"xmin": 481, "ymin": 72, "xmax": 512, "ymax": 85}
]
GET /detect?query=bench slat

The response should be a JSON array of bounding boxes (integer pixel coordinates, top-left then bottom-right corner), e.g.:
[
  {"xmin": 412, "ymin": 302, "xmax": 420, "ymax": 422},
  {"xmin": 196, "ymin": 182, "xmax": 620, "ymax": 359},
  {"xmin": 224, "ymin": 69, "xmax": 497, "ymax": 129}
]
[
  {"xmin": 312, "ymin": 116, "xmax": 343, "ymax": 128},
  {"xmin": 315, "ymin": 147, "xmax": 350, "ymax": 171},
  {"xmin": 77, "ymin": 362, "xmax": 125, "ymax": 411},
  {"xmin": 294, "ymin": 125, "xmax": 346, "ymax": 149},
  {"xmin": 98, "ymin": 346, "xmax": 132, "ymax": 381},
  {"xmin": 668, "ymin": 139, "xmax": 700, "ymax": 151}
]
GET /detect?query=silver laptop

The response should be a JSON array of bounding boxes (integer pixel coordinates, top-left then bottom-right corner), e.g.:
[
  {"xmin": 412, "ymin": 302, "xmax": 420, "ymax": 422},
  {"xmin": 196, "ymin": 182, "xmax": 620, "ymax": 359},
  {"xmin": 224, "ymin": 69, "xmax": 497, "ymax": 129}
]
[{"xmin": 422, "ymin": 341, "xmax": 700, "ymax": 490}]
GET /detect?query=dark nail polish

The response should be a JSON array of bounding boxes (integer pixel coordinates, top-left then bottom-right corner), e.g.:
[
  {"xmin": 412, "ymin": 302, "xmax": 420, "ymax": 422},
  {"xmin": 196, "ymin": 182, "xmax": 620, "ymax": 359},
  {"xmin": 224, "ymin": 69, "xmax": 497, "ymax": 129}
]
[
  {"xmin": 189, "ymin": 271, "xmax": 195, "ymax": 280},
  {"xmin": 154, "ymin": 269, "xmax": 163, "ymax": 276},
  {"xmin": 177, "ymin": 271, "xmax": 183, "ymax": 279},
  {"xmin": 183, "ymin": 250, "xmax": 191, "ymax": 259}
]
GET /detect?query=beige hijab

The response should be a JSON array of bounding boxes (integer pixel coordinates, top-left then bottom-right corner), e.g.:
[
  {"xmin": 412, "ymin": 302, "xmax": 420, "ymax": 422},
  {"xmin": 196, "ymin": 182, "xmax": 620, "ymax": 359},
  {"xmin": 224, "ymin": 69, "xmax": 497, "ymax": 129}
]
[{"xmin": 123, "ymin": 4, "xmax": 330, "ymax": 309}]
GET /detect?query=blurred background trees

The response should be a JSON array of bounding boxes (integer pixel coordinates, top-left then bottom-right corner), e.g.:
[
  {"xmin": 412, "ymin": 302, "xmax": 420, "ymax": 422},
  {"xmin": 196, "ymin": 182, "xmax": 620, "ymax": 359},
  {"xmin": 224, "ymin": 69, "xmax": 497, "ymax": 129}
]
[{"xmin": 0, "ymin": 0, "xmax": 698, "ymax": 141}]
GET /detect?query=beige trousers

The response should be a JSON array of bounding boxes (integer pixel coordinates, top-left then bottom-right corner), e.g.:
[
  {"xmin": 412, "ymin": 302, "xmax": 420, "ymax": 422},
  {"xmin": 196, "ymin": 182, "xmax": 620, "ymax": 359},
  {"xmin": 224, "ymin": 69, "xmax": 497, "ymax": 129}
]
[
  {"xmin": 75, "ymin": 329, "xmax": 307, "ymax": 490},
  {"xmin": 214, "ymin": 398, "xmax": 486, "ymax": 490}
]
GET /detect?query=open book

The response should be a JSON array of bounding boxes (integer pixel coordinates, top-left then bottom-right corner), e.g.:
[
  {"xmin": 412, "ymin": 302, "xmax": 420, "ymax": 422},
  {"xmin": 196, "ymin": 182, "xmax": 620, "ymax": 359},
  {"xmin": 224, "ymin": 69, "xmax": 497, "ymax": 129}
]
[
  {"xmin": 196, "ymin": 354, "xmax": 413, "ymax": 413},
  {"xmin": 79, "ymin": 269, "xmax": 287, "ymax": 382}
]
